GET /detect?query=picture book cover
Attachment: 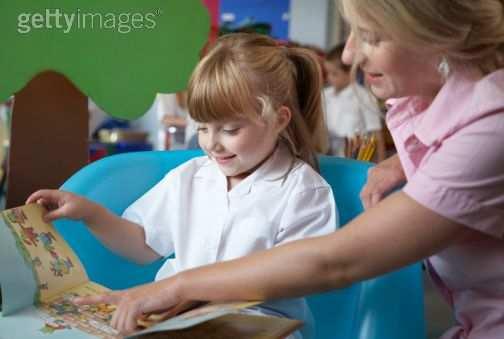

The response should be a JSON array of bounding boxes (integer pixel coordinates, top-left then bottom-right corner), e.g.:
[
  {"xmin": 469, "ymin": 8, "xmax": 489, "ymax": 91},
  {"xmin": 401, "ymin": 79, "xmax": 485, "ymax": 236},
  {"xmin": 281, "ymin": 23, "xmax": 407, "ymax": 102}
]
[{"xmin": 0, "ymin": 204, "xmax": 302, "ymax": 339}]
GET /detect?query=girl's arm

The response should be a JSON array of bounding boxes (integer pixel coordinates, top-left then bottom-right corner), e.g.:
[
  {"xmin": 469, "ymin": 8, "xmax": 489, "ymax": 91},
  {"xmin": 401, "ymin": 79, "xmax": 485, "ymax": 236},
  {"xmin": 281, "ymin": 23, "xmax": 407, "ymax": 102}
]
[
  {"xmin": 27, "ymin": 189, "xmax": 160, "ymax": 264},
  {"xmin": 84, "ymin": 203, "xmax": 161, "ymax": 264}
]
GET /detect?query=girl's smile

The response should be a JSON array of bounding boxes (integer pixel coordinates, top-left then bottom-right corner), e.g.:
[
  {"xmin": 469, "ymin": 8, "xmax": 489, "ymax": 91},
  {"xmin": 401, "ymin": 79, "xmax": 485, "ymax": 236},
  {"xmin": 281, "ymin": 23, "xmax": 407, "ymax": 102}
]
[
  {"xmin": 212, "ymin": 154, "xmax": 236, "ymax": 165},
  {"xmin": 197, "ymin": 116, "xmax": 281, "ymax": 189}
]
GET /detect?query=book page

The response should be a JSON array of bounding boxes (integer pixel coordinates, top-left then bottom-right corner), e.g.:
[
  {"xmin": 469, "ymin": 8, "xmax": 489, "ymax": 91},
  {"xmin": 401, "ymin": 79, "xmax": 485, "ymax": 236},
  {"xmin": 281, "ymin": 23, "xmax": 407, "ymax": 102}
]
[
  {"xmin": 130, "ymin": 301, "xmax": 261, "ymax": 337},
  {"xmin": 1, "ymin": 205, "xmax": 300, "ymax": 339},
  {"xmin": 39, "ymin": 281, "xmax": 118, "ymax": 338},
  {"xmin": 2, "ymin": 204, "xmax": 88, "ymax": 302},
  {"xmin": 0, "ymin": 281, "xmax": 119, "ymax": 338}
]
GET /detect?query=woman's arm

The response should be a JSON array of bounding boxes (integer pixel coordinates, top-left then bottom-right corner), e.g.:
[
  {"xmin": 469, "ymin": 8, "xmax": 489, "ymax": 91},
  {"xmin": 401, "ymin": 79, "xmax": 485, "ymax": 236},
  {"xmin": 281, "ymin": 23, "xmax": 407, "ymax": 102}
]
[
  {"xmin": 360, "ymin": 153, "xmax": 406, "ymax": 209},
  {"xmin": 76, "ymin": 191, "xmax": 467, "ymax": 333},
  {"xmin": 178, "ymin": 191, "xmax": 465, "ymax": 301}
]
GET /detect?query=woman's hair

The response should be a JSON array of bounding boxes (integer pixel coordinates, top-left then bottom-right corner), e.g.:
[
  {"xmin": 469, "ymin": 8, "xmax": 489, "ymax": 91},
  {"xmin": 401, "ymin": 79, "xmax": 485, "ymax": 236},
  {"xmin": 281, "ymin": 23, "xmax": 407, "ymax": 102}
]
[
  {"xmin": 187, "ymin": 33, "xmax": 328, "ymax": 171},
  {"xmin": 341, "ymin": 0, "xmax": 504, "ymax": 75}
]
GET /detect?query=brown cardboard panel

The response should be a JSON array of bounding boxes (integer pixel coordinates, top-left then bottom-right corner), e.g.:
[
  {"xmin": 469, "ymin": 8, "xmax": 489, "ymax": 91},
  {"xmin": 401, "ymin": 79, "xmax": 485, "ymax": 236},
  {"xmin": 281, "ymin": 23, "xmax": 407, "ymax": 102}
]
[{"xmin": 6, "ymin": 71, "xmax": 89, "ymax": 208}]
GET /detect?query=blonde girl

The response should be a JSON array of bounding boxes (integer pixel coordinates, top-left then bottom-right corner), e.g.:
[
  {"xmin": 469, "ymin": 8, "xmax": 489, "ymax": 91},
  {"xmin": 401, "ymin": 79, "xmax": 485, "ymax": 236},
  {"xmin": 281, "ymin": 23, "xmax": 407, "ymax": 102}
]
[{"xmin": 29, "ymin": 33, "xmax": 336, "ymax": 338}]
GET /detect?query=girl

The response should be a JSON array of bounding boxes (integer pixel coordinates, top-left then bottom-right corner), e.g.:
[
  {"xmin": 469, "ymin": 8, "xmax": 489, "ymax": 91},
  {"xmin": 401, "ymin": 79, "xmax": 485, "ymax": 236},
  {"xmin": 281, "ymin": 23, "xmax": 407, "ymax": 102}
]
[
  {"xmin": 28, "ymin": 33, "xmax": 337, "ymax": 338},
  {"xmin": 73, "ymin": 1, "xmax": 504, "ymax": 339}
]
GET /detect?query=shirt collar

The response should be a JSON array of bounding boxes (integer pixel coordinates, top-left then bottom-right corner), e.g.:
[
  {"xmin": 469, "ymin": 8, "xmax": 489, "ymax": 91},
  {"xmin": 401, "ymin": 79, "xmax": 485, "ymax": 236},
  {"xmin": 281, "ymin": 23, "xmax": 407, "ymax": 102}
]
[
  {"xmin": 387, "ymin": 68, "xmax": 504, "ymax": 146},
  {"xmin": 194, "ymin": 142, "xmax": 295, "ymax": 197},
  {"xmin": 228, "ymin": 142, "xmax": 295, "ymax": 197},
  {"xmin": 385, "ymin": 97, "xmax": 431, "ymax": 129}
]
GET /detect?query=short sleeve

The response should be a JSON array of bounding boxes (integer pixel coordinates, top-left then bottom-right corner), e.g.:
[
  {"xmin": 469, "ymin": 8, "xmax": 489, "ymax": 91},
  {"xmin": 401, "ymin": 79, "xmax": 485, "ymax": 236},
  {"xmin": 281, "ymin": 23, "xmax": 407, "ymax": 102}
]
[
  {"xmin": 276, "ymin": 186, "xmax": 338, "ymax": 244},
  {"xmin": 403, "ymin": 113, "xmax": 504, "ymax": 238},
  {"xmin": 122, "ymin": 172, "xmax": 178, "ymax": 256}
]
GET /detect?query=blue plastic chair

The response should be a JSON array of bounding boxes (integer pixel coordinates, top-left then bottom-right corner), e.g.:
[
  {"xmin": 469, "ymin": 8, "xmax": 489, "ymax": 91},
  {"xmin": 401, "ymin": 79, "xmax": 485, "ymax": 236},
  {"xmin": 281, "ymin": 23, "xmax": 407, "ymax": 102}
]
[
  {"xmin": 57, "ymin": 150, "xmax": 425, "ymax": 339},
  {"xmin": 311, "ymin": 156, "xmax": 425, "ymax": 339}
]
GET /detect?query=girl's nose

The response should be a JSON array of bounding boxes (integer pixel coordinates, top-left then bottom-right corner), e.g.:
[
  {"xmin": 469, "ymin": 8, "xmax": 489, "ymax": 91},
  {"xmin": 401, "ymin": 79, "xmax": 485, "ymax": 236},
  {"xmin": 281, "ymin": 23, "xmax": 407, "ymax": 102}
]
[{"xmin": 205, "ymin": 133, "xmax": 222, "ymax": 152}]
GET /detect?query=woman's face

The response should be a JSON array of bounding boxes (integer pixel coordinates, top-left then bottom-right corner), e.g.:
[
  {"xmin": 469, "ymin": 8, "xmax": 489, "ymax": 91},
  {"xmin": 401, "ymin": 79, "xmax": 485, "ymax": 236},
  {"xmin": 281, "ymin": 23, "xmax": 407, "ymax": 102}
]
[{"xmin": 342, "ymin": 24, "xmax": 444, "ymax": 100}]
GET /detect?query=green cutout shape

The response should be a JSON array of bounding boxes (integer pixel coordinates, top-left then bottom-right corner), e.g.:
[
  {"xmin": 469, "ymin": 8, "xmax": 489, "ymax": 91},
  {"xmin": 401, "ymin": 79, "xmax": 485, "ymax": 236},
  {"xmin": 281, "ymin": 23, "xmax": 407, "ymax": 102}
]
[{"xmin": 0, "ymin": 0, "xmax": 209, "ymax": 119}]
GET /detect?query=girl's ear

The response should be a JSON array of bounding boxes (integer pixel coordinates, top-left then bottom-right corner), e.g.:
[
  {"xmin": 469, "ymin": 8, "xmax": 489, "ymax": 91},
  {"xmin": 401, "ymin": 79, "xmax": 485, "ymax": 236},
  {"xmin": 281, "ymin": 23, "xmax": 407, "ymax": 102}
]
[{"xmin": 276, "ymin": 106, "xmax": 292, "ymax": 132}]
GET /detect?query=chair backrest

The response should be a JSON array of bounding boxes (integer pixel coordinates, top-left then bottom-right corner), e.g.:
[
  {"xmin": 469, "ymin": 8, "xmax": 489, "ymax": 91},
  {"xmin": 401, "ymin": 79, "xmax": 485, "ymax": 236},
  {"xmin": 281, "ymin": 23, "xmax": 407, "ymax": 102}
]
[
  {"xmin": 312, "ymin": 156, "xmax": 425, "ymax": 339},
  {"xmin": 58, "ymin": 150, "xmax": 425, "ymax": 339}
]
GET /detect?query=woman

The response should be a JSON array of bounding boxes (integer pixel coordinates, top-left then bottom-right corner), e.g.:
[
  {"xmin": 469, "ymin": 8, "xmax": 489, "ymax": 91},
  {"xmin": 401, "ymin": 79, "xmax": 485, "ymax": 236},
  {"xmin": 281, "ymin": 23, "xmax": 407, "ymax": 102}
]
[{"xmin": 77, "ymin": 1, "xmax": 504, "ymax": 337}]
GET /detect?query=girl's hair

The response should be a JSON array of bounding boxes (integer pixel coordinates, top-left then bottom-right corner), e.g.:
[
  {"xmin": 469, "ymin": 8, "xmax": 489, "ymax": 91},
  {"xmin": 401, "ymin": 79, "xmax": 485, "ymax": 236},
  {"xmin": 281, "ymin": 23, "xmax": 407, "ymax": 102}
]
[
  {"xmin": 187, "ymin": 33, "xmax": 328, "ymax": 171},
  {"xmin": 341, "ymin": 0, "xmax": 504, "ymax": 75}
]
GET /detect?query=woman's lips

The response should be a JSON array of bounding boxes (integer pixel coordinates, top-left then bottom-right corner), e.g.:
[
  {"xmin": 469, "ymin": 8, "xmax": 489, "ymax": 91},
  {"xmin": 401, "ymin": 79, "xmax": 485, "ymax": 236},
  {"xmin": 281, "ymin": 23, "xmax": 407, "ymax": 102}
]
[{"xmin": 365, "ymin": 72, "xmax": 383, "ymax": 84}]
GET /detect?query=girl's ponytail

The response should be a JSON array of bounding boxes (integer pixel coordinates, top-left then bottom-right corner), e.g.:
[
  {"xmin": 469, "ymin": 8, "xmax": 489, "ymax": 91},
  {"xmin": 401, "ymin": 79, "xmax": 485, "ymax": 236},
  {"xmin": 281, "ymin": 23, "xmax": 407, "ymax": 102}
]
[{"xmin": 281, "ymin": 47, "xmax": 328, "ymax": 171}]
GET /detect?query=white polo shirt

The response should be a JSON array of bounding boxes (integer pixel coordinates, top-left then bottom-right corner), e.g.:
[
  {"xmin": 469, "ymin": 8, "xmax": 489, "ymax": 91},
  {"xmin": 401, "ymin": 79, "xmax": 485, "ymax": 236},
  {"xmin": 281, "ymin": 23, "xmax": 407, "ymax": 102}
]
[
  {"xmin": 123, "ymin": 144, "xmax": 337, "ymax": 337},
  {"xmin": 323, "ymin": 85, "xmax": 382, "ymax": 156}
]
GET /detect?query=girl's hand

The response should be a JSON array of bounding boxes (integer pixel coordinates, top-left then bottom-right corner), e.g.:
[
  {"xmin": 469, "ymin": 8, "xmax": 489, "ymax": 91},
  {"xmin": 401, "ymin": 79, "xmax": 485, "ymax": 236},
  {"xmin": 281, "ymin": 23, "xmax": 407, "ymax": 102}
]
[
  {"xmin": 360, "ymin": 154, "xmax": 406, "ymax": 209},
  {"xmin": 73, "ymin": 278, "xmax": 184, "ymax": 335},
  {"xmin": 26, "ymin": 189, "xmax": 95, "ymax": 223}
]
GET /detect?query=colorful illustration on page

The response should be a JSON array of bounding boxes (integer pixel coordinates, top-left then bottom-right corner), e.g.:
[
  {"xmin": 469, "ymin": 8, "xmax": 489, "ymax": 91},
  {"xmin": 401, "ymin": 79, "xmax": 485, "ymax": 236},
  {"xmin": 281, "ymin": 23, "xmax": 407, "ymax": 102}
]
[
  {"xmin": 40, "ymin": 319, "xmax": 72, "ymax": 334},
  {"xmin": 39, "ymin": 282, "xmax": 119, "ymax": 338},
  {"xmin": 2, "ymin": 205, "xmax": 88, "ymax": 303}
]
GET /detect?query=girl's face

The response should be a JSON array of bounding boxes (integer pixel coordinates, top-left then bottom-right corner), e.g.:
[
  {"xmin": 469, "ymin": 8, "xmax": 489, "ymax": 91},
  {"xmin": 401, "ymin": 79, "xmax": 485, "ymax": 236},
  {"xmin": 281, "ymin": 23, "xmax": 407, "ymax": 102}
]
[
  {"xmin": 341, "ymin": 24, "xmax": 443, "ymax": 100},
  {"xmin": 197, "ymin": 114, "xmax": 283, "ymax": 187}
]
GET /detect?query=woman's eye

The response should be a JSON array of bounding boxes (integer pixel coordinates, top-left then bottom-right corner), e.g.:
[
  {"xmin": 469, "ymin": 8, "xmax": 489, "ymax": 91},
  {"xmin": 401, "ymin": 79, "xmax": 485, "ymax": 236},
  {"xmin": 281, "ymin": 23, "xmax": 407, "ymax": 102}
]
[{"xmin": 362, "ymin": 32, "xmax": 380, "ymax": 45}]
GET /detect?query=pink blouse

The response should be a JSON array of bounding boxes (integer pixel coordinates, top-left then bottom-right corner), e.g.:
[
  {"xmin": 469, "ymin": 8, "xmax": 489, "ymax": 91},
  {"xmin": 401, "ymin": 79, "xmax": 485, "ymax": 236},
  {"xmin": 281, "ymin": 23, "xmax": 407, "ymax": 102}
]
[{"xmin": 387, "ymin": 68, "xmax": 504, "ymax": 339}]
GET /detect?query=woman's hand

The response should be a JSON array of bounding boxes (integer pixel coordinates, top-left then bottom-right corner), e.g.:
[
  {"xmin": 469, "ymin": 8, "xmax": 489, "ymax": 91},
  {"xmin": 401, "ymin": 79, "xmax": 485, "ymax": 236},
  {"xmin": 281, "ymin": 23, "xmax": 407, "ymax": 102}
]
[
  {"xmin": 73, "ymin": 278, "xmax": 184, "ymax": 335},
  {"xmin": 26, "ymin": 189, "xmax": 96, "ymax": 223},
  {"xmin": 360, "ymin": 154, "xmax": 406, "ymax": 209}
]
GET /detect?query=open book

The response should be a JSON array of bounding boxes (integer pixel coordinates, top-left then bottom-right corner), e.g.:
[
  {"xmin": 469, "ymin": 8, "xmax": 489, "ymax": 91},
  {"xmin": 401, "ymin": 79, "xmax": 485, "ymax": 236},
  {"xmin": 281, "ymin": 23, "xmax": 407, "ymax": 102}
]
[{"xmin": 0, "ymin": 204, "xmax": 302, "ymax": 338}]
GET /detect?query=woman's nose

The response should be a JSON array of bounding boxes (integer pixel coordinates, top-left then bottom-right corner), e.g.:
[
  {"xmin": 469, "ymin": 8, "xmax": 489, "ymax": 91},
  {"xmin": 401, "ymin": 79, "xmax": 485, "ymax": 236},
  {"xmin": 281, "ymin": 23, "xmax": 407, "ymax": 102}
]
[{"xmin": 342, "ymin": 31, "xmax": 356, "ymax": 66}]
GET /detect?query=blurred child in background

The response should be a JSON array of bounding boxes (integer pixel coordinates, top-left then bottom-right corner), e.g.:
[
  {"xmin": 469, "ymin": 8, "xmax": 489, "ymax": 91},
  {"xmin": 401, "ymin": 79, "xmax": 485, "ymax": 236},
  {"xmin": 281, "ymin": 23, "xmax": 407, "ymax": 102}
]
[{"xmin": 323, "ymin": 44, "xmax": 385, "ymax": 161}]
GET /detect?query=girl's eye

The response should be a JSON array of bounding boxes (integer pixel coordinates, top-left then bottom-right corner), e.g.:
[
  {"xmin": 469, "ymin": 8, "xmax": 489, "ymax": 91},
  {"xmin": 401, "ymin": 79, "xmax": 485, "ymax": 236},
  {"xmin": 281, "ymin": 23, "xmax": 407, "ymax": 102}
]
[
  {"xmin": 223, "ymin": 128, "xmax": 240, "ymax": 135},
  {"xmin": 197, "ymin": 127, "xmax": 208, "ymax": 133}
]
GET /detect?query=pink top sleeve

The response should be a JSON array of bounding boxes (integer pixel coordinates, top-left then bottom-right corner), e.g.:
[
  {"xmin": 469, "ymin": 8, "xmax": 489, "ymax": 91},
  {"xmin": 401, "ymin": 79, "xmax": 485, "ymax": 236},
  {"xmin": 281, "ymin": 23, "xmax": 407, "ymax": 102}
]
[
  {"xmin": 388, "ymin": 69, "xmax": 504, "ymax": 339},
  {"xmin": 403, "ymin": 112, "xmax": 504, "ymax": 238}
]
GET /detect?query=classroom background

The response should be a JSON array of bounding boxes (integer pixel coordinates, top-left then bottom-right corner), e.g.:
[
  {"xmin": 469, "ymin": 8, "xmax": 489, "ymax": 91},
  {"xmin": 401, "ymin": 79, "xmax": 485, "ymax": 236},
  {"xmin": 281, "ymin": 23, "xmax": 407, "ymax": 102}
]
[{"xmin": 0, "ymin": 1, "xmax": 452, "ymax": 338}]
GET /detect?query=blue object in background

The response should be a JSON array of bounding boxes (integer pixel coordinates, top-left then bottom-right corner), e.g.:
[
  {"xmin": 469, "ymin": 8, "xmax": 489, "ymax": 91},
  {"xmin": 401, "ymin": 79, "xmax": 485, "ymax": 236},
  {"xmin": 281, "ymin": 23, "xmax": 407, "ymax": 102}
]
[
  {"xmin": 114, "ymin": 141, "xmax": 152, "ymax": 154},
  {"xmin": 220, "ymin": 0, "xmax": 290, "ymax": 40},
  {"xmin": 58, "ymin": 151, "xmax": 425, "ymax": 339}
]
